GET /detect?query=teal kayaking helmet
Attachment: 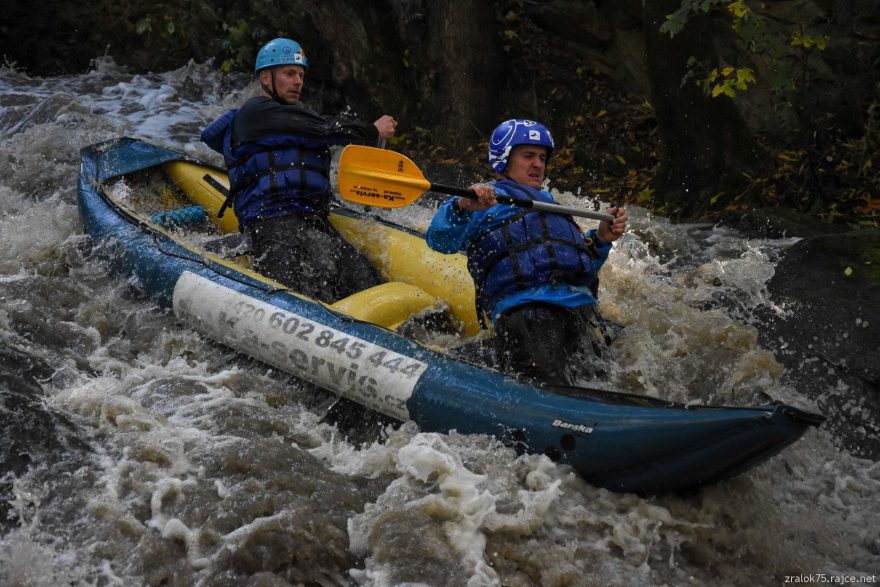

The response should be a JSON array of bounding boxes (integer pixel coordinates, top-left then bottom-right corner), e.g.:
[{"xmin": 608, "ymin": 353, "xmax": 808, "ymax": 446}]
[
  {"xmin": 254, "ymin": 38, "xmax": 308, "ymax": 73},
  {"xmin": 488, "ymin": 119, "xmax": 554, "ymax": 173}
]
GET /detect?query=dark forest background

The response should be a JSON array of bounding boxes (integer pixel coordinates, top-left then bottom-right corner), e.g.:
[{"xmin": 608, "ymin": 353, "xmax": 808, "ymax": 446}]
[{"xmin": 2, "ymin": 0, "xmax": 879, "ymax": 231}]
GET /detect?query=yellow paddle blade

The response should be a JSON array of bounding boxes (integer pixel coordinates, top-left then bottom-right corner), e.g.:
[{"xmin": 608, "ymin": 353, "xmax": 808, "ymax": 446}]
[{"xmin": 338, "ymin": 145, "xmax": 431, "ymax": 208}]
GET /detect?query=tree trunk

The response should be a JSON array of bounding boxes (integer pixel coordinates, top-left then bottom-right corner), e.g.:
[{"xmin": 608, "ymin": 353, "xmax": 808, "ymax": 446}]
[
  {"xmin": 643, "ymin": 1, "xmax": 767, "ymax": 217},
  {"xmin": 425, "ymin": 0, "xmax": 500, "ymax": 147}
]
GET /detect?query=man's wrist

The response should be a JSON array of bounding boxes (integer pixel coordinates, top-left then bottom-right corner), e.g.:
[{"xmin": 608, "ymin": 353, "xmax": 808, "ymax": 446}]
[
  {"xmin": 450, "ymin": 198, "xmax": 472, "ymax": 221},
  {"xmin": 454, "ymin": 197, "xmax": 473, "ymax": 212}
]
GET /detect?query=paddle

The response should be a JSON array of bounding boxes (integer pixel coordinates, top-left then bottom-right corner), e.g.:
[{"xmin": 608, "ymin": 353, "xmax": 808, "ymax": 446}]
[{"xmin": 337, "ymin": 145, "xmax": 615, "ymax": 222}]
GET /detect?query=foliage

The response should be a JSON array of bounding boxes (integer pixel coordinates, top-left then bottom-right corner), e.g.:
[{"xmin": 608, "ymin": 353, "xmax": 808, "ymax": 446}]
[
  {"xmin": 684, "ymin": 60, "xmax": 756, "ymax": 98},
  {"xmin": 648, "ymin": 1, "xmax": 878, "ymax": 227},
  {"xmin": 135, "ymin": 15, "xmax": 177, "ymax": 36},
  {"xmin": 666, "ymin": 2, "xmax": 763, "ymax": 102},
  {"xmin": 220, "ymin": 20, "xmax": 252, "ymax": 73},
  {"xmin": 695, "ymin": 97, "xmax": 879, "ymax": 228},
  {"xmin": 660, "ymin": 0, "xmax": 743, "ymax": 36},
  {"xmin": 663, "ymin": 1, "xmax": 832, "ymax": 105},
  {"xmin": 790, "ymin": 26, "xmax": 829, "ymax": 51}
]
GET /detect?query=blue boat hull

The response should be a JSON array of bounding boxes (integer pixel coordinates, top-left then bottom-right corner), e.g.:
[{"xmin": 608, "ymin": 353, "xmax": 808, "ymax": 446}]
[{"xmin": 77, "ymin": 138, "xmax": 823, "ymax": 494}]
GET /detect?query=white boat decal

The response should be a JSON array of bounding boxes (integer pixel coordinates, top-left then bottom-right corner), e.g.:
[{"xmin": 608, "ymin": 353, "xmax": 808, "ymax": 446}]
[
  {"xmin": 551, "ymin": 420, "xmax": 594, "ymax": 434},
  {"xmin": 172, "ymin": 271, "xmax": 426, "ymax": 421}
]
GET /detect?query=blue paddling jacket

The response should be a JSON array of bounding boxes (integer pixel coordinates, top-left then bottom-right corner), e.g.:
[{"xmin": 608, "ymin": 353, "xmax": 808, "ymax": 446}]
[
  {"xmin": 427, "ymin": 179, "xmax": 611, "ymax": 324},
  {"xmin": 201, "ymin": 97, "xmax": 378, "ymax": 227}
]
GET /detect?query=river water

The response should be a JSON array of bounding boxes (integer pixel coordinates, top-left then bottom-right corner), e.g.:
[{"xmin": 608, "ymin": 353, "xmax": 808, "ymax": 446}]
[{"xmin": 0, "ymin": 59, "xmax": 877, "ymax": 586}]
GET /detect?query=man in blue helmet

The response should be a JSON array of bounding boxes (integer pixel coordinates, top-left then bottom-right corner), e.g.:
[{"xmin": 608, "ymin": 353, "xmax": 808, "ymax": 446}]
[
  {"xmin": 426, "ymin": 119, "xmax": 628, "ymax": 385},
  {"xmin": 201, "ymin": 38, "xmax": 397, "ymax": 302}
]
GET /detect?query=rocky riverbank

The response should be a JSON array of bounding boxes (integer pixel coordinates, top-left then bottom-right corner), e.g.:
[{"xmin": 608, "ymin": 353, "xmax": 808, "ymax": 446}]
[{"xmin": 728, "ymin": 210, "xmax": 880, "ymax": 458}]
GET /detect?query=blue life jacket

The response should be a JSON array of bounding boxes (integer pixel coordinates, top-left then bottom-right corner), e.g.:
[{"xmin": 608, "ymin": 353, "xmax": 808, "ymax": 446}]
[
  {"xmin": 465, "ymin": 179, "xmax": 601, "ymax": 318},
  {"xmin": 200, "ymin": 109, "xmax": 332, "ymax": 227}
]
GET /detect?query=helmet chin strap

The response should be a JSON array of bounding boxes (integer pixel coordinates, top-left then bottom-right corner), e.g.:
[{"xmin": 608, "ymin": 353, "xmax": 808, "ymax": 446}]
[{"xmin": 260, "ymin": 69, "xmax": 290, "ymax": 105}]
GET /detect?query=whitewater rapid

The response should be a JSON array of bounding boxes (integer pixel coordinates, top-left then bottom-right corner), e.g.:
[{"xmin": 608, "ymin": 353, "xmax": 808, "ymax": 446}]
[{"xmin": 0, "ymin": 58, "xmax": 877, "ymax": 586}]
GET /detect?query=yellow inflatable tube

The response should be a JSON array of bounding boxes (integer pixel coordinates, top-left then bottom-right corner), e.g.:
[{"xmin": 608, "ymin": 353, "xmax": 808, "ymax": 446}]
[{"xmin": 162, "ymin": 160, "xmax": 480, "ymax": 335}]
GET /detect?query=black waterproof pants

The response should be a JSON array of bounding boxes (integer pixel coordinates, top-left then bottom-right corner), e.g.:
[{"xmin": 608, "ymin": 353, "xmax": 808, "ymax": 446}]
[
  {"xmin": 244, "ymin": 214, "xmax": 382, "ymax": 303},
  {"xmin": 494, "ymin": 303, "xmax": 611, "ymax": 386}
]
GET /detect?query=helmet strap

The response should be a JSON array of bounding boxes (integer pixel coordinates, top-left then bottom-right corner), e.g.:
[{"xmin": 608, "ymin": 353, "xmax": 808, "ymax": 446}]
[{"xmin": 260, "ymin": 69, "xmax": 289, "ymax": 106}]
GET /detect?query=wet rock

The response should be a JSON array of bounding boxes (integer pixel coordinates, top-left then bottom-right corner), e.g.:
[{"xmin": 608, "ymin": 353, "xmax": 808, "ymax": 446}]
[
  {"xmin": 0, "ymin": 344, "xmax": 92, "ymax": 532},
  {"xmin": 757, "ymin": 229, "xmax": 880, "ymax": 458},
  {"xmin": 721, "ymin": 207, "xmax": 851, "ymax": 240}
]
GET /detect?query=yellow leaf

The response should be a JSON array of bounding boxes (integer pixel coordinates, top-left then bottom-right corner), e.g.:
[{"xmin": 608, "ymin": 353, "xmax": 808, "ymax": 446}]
[
  {"xmin": 844, "ymin": 266, "xmax": 853, "ymax": 277},
  {"xmin": 636, "ymin": 187, "xmax": 654, "ymax": 205},
  {"xmin": 737, "ymin": 68, "xmax": 755, "ymax": 84},
  {"xmin": 721, "ymin": 66, "xmax": 735, "ymax": 77},
  {"xmin": 597, "ymin": 110, "xmax": 607, "ymax": 118},
  {"xmin": 555, "ymin": 147, "xmax": 574, "ymax": 165},
  {"xmin": 727, "ymin": 0, "xmax": 749, "ymax": 18},
  {"xmin": 615, "ymin": 155, "xmax": 626, "ymax": 165}
]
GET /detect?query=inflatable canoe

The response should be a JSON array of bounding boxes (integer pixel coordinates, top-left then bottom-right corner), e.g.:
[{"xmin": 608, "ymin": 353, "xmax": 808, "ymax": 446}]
[{"xmin": 77, "ymin": 138, "xmax": 824, "ymax": 494}]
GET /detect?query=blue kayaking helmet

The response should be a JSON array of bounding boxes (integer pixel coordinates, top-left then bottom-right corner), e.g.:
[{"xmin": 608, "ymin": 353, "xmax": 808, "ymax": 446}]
[
  {"xmin": 254, "ymin": 38, "xmax": 308, "ymax": 73},
  {"xmin": 488, "ymin": 119, "xmax": 554, "ymax": 173}
]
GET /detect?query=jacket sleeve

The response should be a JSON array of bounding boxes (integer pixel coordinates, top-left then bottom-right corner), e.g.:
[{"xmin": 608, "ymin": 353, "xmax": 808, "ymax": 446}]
[
  {"xmin": 233, "ymin": 98, "xmax": 378, "ymax": 147},
  {"xmin": 200, "ymin": 109, "xmax": 237, "ymax": 153},
  {"xmin": 585, "ymin": 228, "xmax": 612, "ymax": 273},
  {"xmin": 426, "ymin": 199, "xmax": 476, "ymax": 253},
  {"xmin": 325, "ymin": 113, "xmax": 381, "ymax": 145}
]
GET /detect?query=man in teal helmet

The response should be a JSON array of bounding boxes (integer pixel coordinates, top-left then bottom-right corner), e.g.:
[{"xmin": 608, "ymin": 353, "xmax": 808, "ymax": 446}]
[
  {"xmin": 427, "ymin": 119, "xmax": 628, "ymax": 385},
  {"xmin": 254, "ymin": 37, "xmax": 309, "ymax": 105},
  {"xmin": 201, "ymin": 38, "xmax": 397, "ymax": 302}
]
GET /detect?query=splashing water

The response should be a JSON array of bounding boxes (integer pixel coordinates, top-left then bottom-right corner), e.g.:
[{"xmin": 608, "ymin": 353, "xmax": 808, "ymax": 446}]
[{"xmin": 1, "ymin": 59, "xmax": 877, "ymax": 586}]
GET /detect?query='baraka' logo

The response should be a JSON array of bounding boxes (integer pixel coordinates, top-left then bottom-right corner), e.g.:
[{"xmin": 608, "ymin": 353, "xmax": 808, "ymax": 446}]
[{"xmin": 551, "ymin": 419, "xmax": 594, "ymax": 434}]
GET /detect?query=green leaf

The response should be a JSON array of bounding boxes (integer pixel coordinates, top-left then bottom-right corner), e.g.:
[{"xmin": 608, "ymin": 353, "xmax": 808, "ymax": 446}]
[
  {"xmin": 737, "ymin": 68, "xmax": 756, "ymax": 85},
  {"xmin": 135, "ymin": 16, "xmax": 152, "ymax": 35},
  {"xmin": 735, "ymin": 18, "xmax": 761, "ymax": 43}
]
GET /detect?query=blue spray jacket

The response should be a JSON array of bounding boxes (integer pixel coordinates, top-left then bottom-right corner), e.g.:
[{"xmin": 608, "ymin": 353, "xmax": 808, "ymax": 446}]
[{"xmin": 426, "ymin": 179, "xmax": 611, "ymax": 324}]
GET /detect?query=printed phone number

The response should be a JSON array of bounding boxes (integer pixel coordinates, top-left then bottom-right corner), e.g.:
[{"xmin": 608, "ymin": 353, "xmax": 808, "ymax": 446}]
[{"xmin": 221, "ymin": 301, "xmax": 424, "ymax": 379}]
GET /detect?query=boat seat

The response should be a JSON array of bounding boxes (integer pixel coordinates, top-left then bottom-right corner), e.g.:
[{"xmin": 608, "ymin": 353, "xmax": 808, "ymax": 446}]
[{"xmin": 330, "ymin": 281, "xmax": 441, "ymax": 330}]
